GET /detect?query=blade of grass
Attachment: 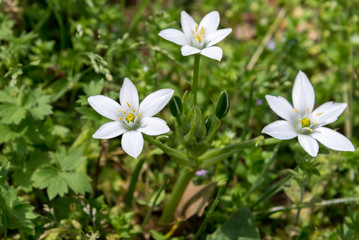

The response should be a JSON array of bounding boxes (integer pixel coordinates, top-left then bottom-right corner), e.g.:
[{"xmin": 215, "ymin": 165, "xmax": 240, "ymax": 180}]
[
  {"xmin": 246, "ymin": 143, "xmax": 280, "ymax": 198},
  {"xmin": 141, "ymin": 174, "xmax": 168, "ymax": 230},
  {"xmin": 129, "ymin": 0, "xmax": 150, "ymax": 32},
  {"xmin": 125, "ymin": 158, "xmax": 145, "ymax": 212},
  {"xmin": 192, "ymin": 183, "xmax": 226, "ymax": 240},
  {"xmin": 250, "ymin": 169, "xmax": 295, "ymax": 209}
]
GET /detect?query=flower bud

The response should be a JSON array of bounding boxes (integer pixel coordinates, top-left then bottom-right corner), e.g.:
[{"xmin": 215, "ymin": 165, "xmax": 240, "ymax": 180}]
[
  {"xmin": 205, "ymin": 116, "xmax": 213, "ymax": 133},
  {"xmin": 181, "ymin": 106, "xmax": 209, "ymax": 157},
  {"xmin": 215, "ymin": 90, "xmax": 230, "ymax": 119},
  {"xmin": 169, "ymin": 96, "xmax": 182, "ymax": 117}
]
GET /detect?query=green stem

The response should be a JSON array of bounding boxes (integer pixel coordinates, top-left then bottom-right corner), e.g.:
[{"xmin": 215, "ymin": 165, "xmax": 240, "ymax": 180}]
[
  {"xmin": 124, "ymin": 159, "xmax": 145, "ymax": 212},
  {"xmin": 295, "ymin": 171, "xmax": 307, "ymax": 225},
  {"xmin": 256, "ymin": 197, "xmax": 359, "ymax": 219},
  {"xmin": 159, "ymin": 168, "xmax": 196, "ymax": 224},
  {"xmin": 199, "ymin": 137, "xmax": 281, "ymax": 169},
  {"xmin": 143, "ymin": 135, "xmax": 190, "ymax": 166},
  {"xmin": 192, "ymin": 54, "xmax": 200, "ymax": 105}
]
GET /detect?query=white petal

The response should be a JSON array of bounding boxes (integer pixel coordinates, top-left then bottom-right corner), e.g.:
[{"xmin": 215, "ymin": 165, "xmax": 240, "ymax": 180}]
[
  {"xmin": 199, "ymin": 11, "xmax": 220, "ymax": 35},
  {"xmin": 120, "ymin": 78, "xmax": 139, "ymax": 110},
  {"xmin": 121, "ymin": 131, "xmax": 144, "ymax": 159},
  {"xmin": 139, "ymin": 89, "xmax": 174, "ymax": 118},
  {"xmin": 138, "ymin": 117, "xmax": 170, "ymax": 136},
  {"xmin": 265, "ymin": 95, "xmax": 298, "ymax": 124},
  {"xmin": 93, "ymin": 121, "xmax": 127, "ymax": 139},
  {"xmin": 159, "ymin": 28, "xmax": 188, "ymax": 46},
  {"xmin": 312, "ymin": 127, "xmax": 354, "ymax": 152},
  {"xmin": 262, "ymin": 120, "xmax": 297, "ymax": 140},
  {"xmin": 297, "ymin": 134, "xmax": 319, "ymax": 157},
  {"xmin": 88, "ymin": 95, "xmax": 122, "ymax": 121},
  {"xmin": 181, "ymin": 45, "xmax": 201, "ymax": 56},
  {"xmin": 206, "ymin": 28, "xmax": 232, "ymax": 47},
  {"xmin": 311, "ymin": 101, "xmax": 347, "ymax": 125},
  {"xmin": 181, "ymin": 11, "xmax": 197, "ymax": 41},
  {"xmin": 292, "ymin": 71, "xmax": 315, "ymax": 116},
  {"xmin": 200, "ymin": 46, "xmax": 223, "ymax": 61}
]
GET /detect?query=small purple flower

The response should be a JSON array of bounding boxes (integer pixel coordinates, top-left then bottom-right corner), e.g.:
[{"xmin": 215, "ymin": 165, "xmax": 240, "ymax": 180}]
[
  {"xmin": 266, "ymin": 39, "xmax": 276, "ymax": 50},
  {"xmin": 256, "ymin": 99, "xmax": 263, "ymax": 106},
  {"xmin": 196, "ymin": 169, "xmax": 207, "ymax": 176}
]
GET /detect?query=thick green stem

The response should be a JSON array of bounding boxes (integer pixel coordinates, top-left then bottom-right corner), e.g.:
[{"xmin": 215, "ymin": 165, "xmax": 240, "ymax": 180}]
[
  {"xmin": 159, "ymin": 168, "xmax": 196, "ymax": 224},
  {"xmin": 192, "ymin": 54, "xmax": 200, "ymax": 105},
  {"xmin": 199, "ymin": 137, "xmax": 281, "ymax": 168}
]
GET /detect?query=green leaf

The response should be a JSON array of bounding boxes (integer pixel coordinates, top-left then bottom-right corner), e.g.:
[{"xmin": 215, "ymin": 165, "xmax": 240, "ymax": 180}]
[
  {"xmin": 61, "ymin": 172, "xmax": 92, "ymax": 195},
  {"xmin": 25, "ymin": 89, "xmax": 53, "ymax": 120},
  {"xmin": 0, "ymin": 103, "xmax": 26, "ymax": 125},
  {"xmin": 32, "ymin": 166, "xmax": 58, "ymax": 189},
  {"xmin": 47, "ymin": 175, "xmax": 68, "ymax": 200},
  {"xmin": 1, "ymin": 185, "xmax": 36, "ymax": 235},
  {"xmin": 83, "ymin": 79, "xmax": 105, "ymax": 96},
  {"xmin": 207, "ymin": 207, "xmax": 260, "ymax": 240},
  {"xmin": 50, "ymin": 147, "xmax": 86, "ymax": 171}
]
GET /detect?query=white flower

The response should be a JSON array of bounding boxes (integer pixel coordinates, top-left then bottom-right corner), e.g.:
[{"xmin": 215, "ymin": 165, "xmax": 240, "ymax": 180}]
[
  {"xmin": 88, "ymin": 78, "xmax": 174, "ymax": 159},
  {"xmin": 262, "ymin": 71, "xmax": 355, "ymax": 157},
  {"xmin": 159, "ymin": 11, "xmax": 232, "ymax": 61}
]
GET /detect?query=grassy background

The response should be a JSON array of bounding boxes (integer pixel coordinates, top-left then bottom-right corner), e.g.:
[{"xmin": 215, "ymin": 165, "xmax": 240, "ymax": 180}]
[{"xmin": 0, "ymin": 0, "xmax": 358, "ymax": 239}]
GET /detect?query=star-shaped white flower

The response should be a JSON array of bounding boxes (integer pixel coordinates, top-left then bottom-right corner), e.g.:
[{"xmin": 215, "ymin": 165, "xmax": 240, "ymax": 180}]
[
  {"xmin": 262, "ymin": 71, "xmax": 355, "ymax": 157},
  {"xmin": 88, "ymin": 78, "xmax": 174, "ymax": 159},
  {"xmin": 159, "ymin": 11, "xmax": 232, "ymax": 61}
]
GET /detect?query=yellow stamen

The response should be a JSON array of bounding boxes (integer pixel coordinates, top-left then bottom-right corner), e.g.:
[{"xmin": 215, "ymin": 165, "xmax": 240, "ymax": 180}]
[
  {"xmin": 316, "ymin": 112, "xmax": 323, "ymax": 116},
  {"xmin": 306, "ymin": 107, "xmax": 309, "ymax": 114},
  {"xmin": 293, "ymin": 109, "xmax": 299, "ymax": 113},
  {"xmin": 200, "ymin": 26, "xmax": 206, "ymax": 35},
  {"xmin": 126, "ymin": 102, "xmax": 131, "ymax": 108},
  {"xmin": 136, "ymin": 113, "xmax": 142, "ymax": 118},
  {"xmin": 306, "ymin": 127, "xmax": 313, "ymax": 132},
  {"xmin": 299, "ymin": 118, "xmax": 311, "ymax": 128},
  {"xmin": 196, "ymin": 24, "xmax": 198, "ymax": 32},
  {"xmin": 118, "ymin": 117, "xmax": 124, "ymax": 120},
  {"xmin": 133, "ymin": 108, "xmax": 136, "ymax": 112},
  {"xmin": 313, "ymin": 121, "xmax": 319, "ymax": 125},
  {"xmin": 197, "ymin": 36, "xmax": 202, "ymax": 43},
  {"xmin": 120, "ymin": 110, "xmax": 126, "ymax": 114},
  {"xmin": 126, "ymin": 113, "xmax": 135, "ymax": 123}
]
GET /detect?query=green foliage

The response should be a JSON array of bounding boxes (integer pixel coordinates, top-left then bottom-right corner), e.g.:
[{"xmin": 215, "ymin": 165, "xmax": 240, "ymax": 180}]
[
  {"xmin": 207, "ymin": 208, "xmax": 260, "ymax": 240},
  {"xmin": 0, "ymin": 163, "xmax": 37, "ymax": 236},
  {"xmin": 32, "ymin": 147, "xmax": 92, "ymax": 200}
]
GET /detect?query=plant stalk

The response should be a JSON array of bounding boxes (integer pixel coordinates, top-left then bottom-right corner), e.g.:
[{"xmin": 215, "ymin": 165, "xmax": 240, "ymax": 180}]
[
  {"xmin": 199, "ymin": 137, "xmax": 281, "ymax": 168},
  {"xmin": 159, "ymin": 168, "xmax": 196, "ymax": 224}
]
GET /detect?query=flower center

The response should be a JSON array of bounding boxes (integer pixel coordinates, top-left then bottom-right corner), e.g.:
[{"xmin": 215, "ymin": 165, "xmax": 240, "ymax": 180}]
[
  {"xmin": 118, "ymin": 102, "xmax": 142, "ymax": 124},
  {"xmin": 192, "ymin": 24, "xmax": 206, "ymax": 45},
  {"xmin": 300, "ymin": 118, "xmax": 311, "ymax": 128},
  {"xmin": 126, "ymin": 113, "xmax": 135, "ymax": 123}
]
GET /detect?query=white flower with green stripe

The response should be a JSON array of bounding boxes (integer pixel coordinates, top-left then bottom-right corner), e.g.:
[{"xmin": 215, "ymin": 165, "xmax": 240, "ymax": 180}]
[
  {"xmin": 88, "ymin": 78, "xmax": 174, "ymax": 159},
  {"xmin": 262, "ymin": 71, "xmax": 354, "ymax": 157}
]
